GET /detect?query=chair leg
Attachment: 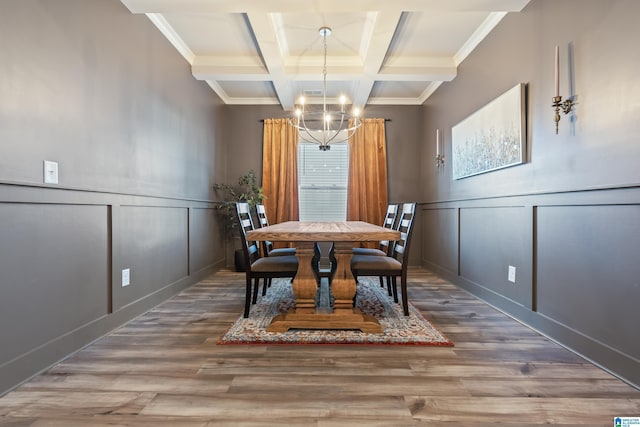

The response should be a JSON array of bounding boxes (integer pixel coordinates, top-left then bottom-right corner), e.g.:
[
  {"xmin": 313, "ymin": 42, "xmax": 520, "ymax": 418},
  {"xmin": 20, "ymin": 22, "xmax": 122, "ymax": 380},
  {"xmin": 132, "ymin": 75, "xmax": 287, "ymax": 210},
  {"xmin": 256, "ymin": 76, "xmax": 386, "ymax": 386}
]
[
  {"xmin": 252, "ymin": 277, "xmax": 260, "ymax": 304},
  {"xmin": 391, "ymin": 276, "xmax": 399, "ymax": 303},
  {"xmin": 378, "ymin": 276, "xmax": 384, "ymax": 288},
  {"xmin": 386, "ymin": 276, "xmax": 393, "ymax": 296},
  {"xmin": 401, "ymin": 273, "xmax": 409, "ymax": 316},
  {"xmin": 262, "ymin": 278, "xmax": 269, "ymax": 296},
  {"xmin": 244, "ymin": 276, "xmax": 252, "ymax": 318}
]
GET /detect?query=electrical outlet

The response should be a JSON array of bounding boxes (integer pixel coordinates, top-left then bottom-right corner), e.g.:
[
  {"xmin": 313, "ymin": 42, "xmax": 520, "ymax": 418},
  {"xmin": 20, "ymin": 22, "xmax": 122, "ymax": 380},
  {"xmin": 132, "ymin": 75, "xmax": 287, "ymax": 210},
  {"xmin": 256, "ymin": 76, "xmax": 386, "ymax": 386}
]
[
  {"xmin": 122, "ymin": 268, "xmax": 130, "ymax": 287},
  {"xmin": 508, "ymin": 265, "xmax": 516, "ymax": 283},
  {"xmin": 43, "ymin": 160, "xmax": 58, "ymax": 184}
]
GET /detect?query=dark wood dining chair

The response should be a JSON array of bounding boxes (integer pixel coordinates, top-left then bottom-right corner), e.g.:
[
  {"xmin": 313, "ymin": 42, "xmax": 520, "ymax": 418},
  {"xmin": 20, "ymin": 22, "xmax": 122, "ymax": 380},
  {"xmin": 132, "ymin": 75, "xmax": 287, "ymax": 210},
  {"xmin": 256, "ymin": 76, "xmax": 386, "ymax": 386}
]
[
  {"xmin": 255, "ymin": 203, "xmax": 296, "ymax": 257},
  {"xmin": 236, "ymin": 202, "xmax": 298, "ymax": 318},
  {"xmin": 255, "ymin": 203, "xmax": 296, "ymax": 291},
  {"xmin": 352, "ymin": 203, "xmax": 398, "ymax": 257},
  {"xmin": 350, "ymin": 202, "xmax": 416, "ymax": 316},
  {"xmin": 352, "ymin": 203, "xmax": 399, "ymax": 293}
]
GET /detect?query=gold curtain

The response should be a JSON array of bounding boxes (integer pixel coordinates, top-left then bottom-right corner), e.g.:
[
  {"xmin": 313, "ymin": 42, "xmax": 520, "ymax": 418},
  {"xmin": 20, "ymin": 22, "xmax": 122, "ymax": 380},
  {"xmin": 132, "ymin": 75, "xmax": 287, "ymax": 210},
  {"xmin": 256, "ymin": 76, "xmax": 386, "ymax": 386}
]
[
  {"xmin": 262, "ymin": 118, "xmax": 299, "ymax": 225},
  {"xmin": 347, "ymin": 118, "xmax": 388, "ymax": 236}
]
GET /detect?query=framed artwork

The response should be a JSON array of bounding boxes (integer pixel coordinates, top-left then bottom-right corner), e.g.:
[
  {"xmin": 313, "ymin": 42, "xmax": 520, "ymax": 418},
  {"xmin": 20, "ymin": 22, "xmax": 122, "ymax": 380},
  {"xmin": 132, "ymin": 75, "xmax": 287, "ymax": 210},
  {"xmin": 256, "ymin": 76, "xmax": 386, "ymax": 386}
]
[{"xmin": 451, "ymin": 83, "xmax": 526, "ymax": 180}]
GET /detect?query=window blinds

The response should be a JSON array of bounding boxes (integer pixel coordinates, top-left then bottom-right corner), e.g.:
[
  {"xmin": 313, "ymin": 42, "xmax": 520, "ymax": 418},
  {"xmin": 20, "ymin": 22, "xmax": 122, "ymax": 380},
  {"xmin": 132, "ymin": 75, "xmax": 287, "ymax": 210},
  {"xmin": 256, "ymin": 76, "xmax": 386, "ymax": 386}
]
[{"xmin": 297, "ymin": 141, "xmax": 349, "ymax": 221}]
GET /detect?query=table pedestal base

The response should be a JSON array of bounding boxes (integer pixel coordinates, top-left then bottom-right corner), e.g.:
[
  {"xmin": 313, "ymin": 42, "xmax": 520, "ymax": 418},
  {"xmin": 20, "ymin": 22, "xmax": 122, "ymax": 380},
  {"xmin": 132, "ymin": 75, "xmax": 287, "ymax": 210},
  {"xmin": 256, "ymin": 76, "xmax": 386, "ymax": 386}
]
[{"xmin": 266, "ymin": 243, "xmax": 383, "ymax": 333}]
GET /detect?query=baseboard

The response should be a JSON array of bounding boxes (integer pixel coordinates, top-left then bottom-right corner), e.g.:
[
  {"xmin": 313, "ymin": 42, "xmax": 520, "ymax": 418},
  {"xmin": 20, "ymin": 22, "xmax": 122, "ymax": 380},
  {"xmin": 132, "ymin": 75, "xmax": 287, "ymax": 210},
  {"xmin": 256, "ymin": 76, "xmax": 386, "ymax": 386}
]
[
  {"xmin": 0, "ymin": 263, "xmax": 220, "ymax": 396},
  {"xmin": 425, "ymin": 261, "xmax": 640, "ymax": 391}
]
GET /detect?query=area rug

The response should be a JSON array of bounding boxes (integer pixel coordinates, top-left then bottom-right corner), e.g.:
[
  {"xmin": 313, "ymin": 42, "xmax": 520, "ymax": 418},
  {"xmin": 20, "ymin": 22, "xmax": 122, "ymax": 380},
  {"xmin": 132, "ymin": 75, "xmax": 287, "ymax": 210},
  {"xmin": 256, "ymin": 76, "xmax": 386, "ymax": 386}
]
[{"xmin": 217, "ymin": 277, "xmax": 453, "ymax": 346}]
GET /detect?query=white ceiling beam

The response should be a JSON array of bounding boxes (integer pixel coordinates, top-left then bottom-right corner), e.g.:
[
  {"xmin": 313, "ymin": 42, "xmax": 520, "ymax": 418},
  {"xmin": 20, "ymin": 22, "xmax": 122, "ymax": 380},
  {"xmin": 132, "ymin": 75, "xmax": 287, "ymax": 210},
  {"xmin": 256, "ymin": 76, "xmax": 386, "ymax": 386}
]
[
  {"xmin": 195, "ymin": 70, "xmax": 457, "ymax": 83},
  {"xmin": 121, "ymin": 0, "xmax": 530, "ymax": 14},
  {"xmin": 284, "ymin": 56, "xmax": 363, "ymax": 69},
  {"xmin": 367, "ymin": 81, "xmax": 444, "ymax": 105},
  {"xmin": 191, "ymin": 57, "xmax": 456, "ymax": 82},
  {"xmin": 379, "ymin": 57, "xmax": 457, "ymax": 81},
  {"xmin": 245, "ymin": 12, "xmax": 295, "ymax": 110},
  {"xmin": 376, "ymin": 69, "xmax": 457, "ymax": 82},
  {"xmin": 367, "ymin": 96, "xmax": 426, "ymax": 106},
  {"xmin": 205, "ymin": 81, "xmax": 279, "ymax": 105},
  {"xmin": 192, "ymin": 56, "xmax": 270, "ymax": 81},
  {"xmin": 286, "ymin": 70, "xmax": 363, "ymax": 80},
  {"xmin": 193, "ymin": 68, "xmax": 272, "ymax": 81},
  {"xmin": 351, "ymin": 11, "xmax": 403, "ymax": 108}
]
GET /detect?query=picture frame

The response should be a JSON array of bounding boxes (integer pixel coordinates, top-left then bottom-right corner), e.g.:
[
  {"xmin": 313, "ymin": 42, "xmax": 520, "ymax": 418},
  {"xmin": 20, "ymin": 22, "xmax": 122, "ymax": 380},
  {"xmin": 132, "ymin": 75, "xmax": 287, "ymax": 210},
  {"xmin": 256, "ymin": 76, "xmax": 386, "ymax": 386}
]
[{"xmin": 451, "ymin": 83, "xmax": 526, "ymax": 180}]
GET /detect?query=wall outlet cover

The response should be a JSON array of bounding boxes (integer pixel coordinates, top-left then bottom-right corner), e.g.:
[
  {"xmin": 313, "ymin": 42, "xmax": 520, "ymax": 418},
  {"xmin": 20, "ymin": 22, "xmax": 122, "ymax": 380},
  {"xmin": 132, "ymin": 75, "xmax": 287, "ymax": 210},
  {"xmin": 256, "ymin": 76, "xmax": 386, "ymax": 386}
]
[
  {"xmin": 43, "ymin": 160, "xmax": 59, "ymax": 184},
  {"xmin": 508, "ymin": 265, "xmax": 516, "ymax": 283}
]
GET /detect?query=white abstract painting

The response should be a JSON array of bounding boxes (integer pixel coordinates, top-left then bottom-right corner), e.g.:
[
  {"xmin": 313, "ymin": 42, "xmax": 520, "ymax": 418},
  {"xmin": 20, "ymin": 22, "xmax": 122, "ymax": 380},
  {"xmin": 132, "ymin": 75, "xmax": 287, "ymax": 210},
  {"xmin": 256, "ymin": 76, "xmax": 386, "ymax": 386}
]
[{"xmin": 452, "ymin": 84, "xmax": 526, "ymax": 180}]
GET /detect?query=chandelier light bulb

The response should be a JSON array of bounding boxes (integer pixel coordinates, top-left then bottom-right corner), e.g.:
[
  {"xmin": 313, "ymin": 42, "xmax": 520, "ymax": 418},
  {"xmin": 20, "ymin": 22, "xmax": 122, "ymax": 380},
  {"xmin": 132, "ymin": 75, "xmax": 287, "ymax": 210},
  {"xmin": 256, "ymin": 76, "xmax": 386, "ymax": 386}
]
[{"xmin": 339, "ymin": 95, "xmax": 347, "ymax": 105}]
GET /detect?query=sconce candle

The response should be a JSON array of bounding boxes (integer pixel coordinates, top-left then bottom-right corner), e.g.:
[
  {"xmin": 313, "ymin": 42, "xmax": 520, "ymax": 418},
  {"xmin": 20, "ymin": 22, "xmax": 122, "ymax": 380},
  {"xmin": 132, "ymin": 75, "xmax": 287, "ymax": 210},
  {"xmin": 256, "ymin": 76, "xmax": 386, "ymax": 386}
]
[
  {"xmin": 436, "ymin": 129, "xmax": 440, "ymax": 156},
  {"xmin": 555, "ymin": 45, "xmax": 559, "ymax": 97}
]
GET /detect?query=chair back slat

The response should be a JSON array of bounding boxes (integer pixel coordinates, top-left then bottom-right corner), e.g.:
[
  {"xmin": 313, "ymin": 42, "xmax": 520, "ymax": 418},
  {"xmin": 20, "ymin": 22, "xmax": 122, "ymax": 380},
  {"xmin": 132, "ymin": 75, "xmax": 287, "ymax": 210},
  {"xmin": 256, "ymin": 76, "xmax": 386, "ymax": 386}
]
[
  {"xmin": 377, "ymin": 204, "xmax": 399, "ymax": 254},
  {"xmin": 256, "ymin": 204, "xmax": 269, "ymax": 227},
  {"xmin": 236, "ymin": 202, "xmax": 260, "ymax": 267},
  {"xmin": 255, "ymin": 203, "xmax": 276, "ymax": 255},
  {"xmin": 390, "ymin": 203, "xmax": 416, "ymax": 265},
  {"xmin": 383, "ymin": 204, "xmax": 398, "ymax": 229}
]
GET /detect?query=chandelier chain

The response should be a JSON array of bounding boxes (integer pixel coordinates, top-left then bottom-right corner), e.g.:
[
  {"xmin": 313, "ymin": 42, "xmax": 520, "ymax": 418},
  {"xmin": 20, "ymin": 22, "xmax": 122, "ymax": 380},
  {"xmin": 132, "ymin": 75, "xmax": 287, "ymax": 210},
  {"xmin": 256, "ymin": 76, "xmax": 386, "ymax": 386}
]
[{"xmin": 322, "ymin": 30, "xmax": 327, "ymax": 117}]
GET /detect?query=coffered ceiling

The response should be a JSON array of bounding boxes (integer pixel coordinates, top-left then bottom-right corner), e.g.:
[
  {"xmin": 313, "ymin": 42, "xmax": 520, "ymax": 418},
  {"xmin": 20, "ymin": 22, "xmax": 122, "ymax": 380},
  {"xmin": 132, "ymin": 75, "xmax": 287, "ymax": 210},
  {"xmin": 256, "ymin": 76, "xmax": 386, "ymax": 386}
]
[{"xmin": 120, "ymin": 0, "xmax": 530, "ymax": 110}]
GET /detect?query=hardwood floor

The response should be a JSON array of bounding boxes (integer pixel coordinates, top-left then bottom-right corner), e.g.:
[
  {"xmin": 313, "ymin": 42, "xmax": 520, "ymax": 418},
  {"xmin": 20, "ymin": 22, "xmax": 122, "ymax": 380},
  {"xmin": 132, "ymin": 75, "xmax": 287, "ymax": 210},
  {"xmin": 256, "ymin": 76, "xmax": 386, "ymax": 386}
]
[{"xmin": 0, "ymin": 268, "xmax": 638, "ymax": 426}]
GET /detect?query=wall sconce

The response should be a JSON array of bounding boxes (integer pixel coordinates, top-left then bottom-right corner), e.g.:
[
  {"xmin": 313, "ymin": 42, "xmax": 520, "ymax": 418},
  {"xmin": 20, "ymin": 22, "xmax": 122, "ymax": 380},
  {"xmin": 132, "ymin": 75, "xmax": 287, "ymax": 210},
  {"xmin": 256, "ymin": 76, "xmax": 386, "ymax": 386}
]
[
  {"xmin": 435, "ymin": 128, "xmax": 445, "ymax": 169},
  {"xmin": 552, "ymin": 45, "xmax": 575, "ymax": 134}
]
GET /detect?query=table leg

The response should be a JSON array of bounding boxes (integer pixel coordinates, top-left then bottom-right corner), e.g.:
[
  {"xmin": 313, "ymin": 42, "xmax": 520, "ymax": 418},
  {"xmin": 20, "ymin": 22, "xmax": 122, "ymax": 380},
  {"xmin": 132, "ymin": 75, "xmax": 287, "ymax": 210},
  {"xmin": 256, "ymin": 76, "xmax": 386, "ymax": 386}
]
[
  {"xmin": 330, "ymin": 245, "xmax": 358, "ymax": 309},
  {"xmin": 289, "ymin": 246, "xmax": 316, "ymax": 311}
]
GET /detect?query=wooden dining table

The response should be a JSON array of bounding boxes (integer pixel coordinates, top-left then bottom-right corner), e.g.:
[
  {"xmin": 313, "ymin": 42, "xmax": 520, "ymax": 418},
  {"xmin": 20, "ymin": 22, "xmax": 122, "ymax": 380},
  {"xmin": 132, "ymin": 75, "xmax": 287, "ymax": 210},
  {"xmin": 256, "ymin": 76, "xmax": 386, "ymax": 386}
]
[{"xmin": 246, "ymin": 221, "xmax": 400, "ymax": 333}]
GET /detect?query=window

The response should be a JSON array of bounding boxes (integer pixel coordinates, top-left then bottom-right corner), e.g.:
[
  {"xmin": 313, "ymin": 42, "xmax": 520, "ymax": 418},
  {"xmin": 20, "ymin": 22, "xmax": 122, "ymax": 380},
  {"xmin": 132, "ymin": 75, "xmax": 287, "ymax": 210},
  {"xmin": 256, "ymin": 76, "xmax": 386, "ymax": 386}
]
[{"xmin": 297, "ymin": 140, "xmax": 349, "ymax": 221}]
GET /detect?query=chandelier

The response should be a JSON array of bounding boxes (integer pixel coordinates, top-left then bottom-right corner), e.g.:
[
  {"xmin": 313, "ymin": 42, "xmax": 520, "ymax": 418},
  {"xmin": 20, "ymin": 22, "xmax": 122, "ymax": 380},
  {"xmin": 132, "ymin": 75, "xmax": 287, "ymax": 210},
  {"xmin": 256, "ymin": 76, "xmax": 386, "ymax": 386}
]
[{"xmin": 289, "ymin": 27, "xmax": 362, "ymax": 151}]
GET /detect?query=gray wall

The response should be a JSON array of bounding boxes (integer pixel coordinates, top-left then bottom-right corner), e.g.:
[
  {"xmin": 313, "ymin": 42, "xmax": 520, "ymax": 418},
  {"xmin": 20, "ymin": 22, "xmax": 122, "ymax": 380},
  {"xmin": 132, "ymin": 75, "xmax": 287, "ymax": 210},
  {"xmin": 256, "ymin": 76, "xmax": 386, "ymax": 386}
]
[
  {"xmin": 0, "ymin": 0, "xmax": 226, "ymax": 394},
  {"xmin": 420, "ymin": 0, "xmax": 640, "ymax": 388}
]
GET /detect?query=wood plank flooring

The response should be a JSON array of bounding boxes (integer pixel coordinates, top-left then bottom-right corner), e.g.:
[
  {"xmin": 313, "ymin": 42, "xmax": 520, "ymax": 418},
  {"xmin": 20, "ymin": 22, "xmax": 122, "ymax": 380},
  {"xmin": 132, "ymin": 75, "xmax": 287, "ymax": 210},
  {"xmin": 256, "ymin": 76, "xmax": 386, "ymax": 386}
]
[{"xmin": 1, "ymin": 268, "xmax": 638, "ymax": 426}]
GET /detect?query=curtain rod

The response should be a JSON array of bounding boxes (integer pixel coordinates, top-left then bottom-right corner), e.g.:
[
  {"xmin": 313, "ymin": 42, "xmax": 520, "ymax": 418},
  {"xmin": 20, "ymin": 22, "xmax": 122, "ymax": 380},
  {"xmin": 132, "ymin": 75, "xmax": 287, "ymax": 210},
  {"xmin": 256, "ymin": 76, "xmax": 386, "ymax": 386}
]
[{"xmin": 259, "ymin": 118, "xmax": 391, "ymax": 122}]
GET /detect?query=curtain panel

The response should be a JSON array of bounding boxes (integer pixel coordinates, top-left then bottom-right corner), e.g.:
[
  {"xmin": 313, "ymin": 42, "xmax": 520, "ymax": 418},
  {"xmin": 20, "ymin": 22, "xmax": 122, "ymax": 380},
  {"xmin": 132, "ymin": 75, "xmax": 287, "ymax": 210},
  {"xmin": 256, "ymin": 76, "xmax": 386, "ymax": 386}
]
[
  {"xmin": 261, "ymin": 118, "xmax": 299, "ymax": 225},
  {"xmin": 347, "ymin": 118, "xmax": 389, "ymax": 243}
]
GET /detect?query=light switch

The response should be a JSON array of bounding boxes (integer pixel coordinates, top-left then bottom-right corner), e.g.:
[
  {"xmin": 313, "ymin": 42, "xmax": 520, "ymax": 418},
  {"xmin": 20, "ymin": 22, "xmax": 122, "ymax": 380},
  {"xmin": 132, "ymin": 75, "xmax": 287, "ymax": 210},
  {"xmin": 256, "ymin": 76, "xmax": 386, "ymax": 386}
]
[
  {"xmin": 43, "ymin": 160, "xmax": 58, "ymax": 184},
  {"xmin": 122, "ymin": 268, "xmax": 130, "ymax": 287},
  {"xmin": 508, "ymin": 265, "xmax": 516, "ymax": 283}
]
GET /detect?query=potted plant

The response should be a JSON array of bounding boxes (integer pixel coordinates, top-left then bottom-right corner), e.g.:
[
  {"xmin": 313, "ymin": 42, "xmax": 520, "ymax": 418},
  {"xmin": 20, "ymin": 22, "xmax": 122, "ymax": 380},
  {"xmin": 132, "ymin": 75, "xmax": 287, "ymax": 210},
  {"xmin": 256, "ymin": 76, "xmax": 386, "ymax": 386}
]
[{"xmin": 213, "ymin": 170, "xmax": 266, "ymax": 271}]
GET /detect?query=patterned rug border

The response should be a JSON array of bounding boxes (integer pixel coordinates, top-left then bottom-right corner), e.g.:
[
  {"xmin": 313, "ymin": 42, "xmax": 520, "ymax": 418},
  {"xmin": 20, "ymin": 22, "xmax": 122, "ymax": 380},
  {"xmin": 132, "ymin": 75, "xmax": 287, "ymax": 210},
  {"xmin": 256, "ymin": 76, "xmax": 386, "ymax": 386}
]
[{"xmin": 217, "ymin": 277, "xmax": 453, "ymax": 347}]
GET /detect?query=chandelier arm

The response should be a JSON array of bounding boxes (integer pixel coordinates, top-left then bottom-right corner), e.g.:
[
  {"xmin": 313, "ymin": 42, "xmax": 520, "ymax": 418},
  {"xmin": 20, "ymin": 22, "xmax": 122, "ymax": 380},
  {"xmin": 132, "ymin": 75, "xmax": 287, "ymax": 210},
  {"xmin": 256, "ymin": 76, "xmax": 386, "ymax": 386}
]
[
  {"xmin": 299, "ymin": 115, "xmax": 325, "ymax": 145},
  {"xmin": 301, "ymin": 131, "xmax": 325, "ymax": 145}
]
